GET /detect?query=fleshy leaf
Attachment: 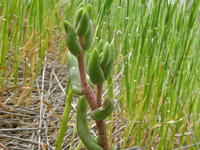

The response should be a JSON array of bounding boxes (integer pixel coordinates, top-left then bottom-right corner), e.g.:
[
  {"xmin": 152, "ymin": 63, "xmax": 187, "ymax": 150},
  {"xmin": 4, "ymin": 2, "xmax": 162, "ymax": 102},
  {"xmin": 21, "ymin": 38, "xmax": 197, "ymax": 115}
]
[
  {"xmin": 63, "ymin": 20, "xmax": 83, "ymax": 56},
  {"xmin": 88, "ymin": 48, "xmax": 105, "ymax": 85},
  {"xmin": 100, "ymin": 42, "xmax": 110, "ymax": 67},
  {"xmin": 82, "ymin": 19, "xmax": 93, "ymax": 50},
  {"xmin": 90, "ymin": 98, "xmax": 114, "ymax": 121},
  {"xmin": 76, "ymin": 9, "xmax": 90, "ymax": 36},
  {"xmin": 67, "ymin": 52, "xmax": 83, "ymax": 95},
  {"xmin": 76, "ymin": 97, "xmax": 103, "ymax": 150},
  {"xmin": 86, "ymin": 4, "xmax": 92, "ymax": 19},
  {"xmin": 103, "ymin": 40, "xmax": 115, "ymax": 79},
  {"xmin": 74, "ymin": 7, "xmax": 84, "ymax": 28},
  {"xmin": 97, "ymin": 39, "xmax": 104, "ymax": 53},
  {"xmin": 67, "ymin": 52, "xmax": 95, "ymax": 95}
]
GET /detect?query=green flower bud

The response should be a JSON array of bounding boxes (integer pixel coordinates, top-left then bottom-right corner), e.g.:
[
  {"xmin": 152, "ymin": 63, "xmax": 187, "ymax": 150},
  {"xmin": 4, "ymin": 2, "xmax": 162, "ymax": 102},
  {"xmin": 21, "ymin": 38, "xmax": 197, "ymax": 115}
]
[
  {"xmin": 76, "ymin": 9, "xmax": 90, "ymax": 36},
  {"xmin": 100, "ymin": 42, "xmax": 110, "ymax": 67},
  {"xmin": 103, "ymin": 40, "xmax": 115, "ymax": 79},
  {"xmin": 82, "ymin": 19, "xmax": 93, "ymax": 50},
  {"xmin": 90, "ymin": 98, "xmax": 114, "ymax": 121},
  {"xmin": 88, "ymin": 48, "xmax": 105, "ymax": 85},
  {"xmin": 76, "ymin": 97, "xmax": 103, "ymax": 150},
  {"xmin": 63, "ymin": 20, "xmax": 83, "ymax": 56}
]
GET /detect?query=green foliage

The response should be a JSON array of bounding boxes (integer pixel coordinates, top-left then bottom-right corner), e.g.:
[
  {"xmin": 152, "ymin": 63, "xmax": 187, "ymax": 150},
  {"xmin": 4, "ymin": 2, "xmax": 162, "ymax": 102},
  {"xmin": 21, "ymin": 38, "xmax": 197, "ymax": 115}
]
[
  {"xmin": 66, "ymin": 52, "xmax": 83, "ymax": 95},
  {"xmin": 97, "ymin": 39, "xmax": 104, "ymax": 53},
  {"xmin": 67, "ymin": 51, "xmax": 95, "ymax": 95},
  {"xmin": 74, "ymin": 7, "xmax": 84, "ymax": 28},
  {"xmin": 55, "ymin": 82, "xmax": 74, "ymax": 150},
  {"xmin": 100, "ymin": 42, "xmax": 111, "ymax": 67},
  {"xmin": 90, "ymin": 98, "xmax": 114, "ymax": 121},
  {"xmin": 88, "ymin": 48, "xmax": 105, "ymax": 85},
  {"xmin": 96, "ymin": 136, "xmax": 101, "ymax": 146},
  {"xmin": 65, "ymin": 2, "xmax": 116, "ymax": 149},
  {"xmin": 2, "ymin": 0, "xmax": 199, "ymax": 149},
  {"xmin": 82, "ymin": 19, "xmax": 94, "ymax": 50},
  {"xmin": 63, "ymin": 20, "xmax": 83, "ymax": 56},
  {"xmin": 76, "ymin": 9, "xmax": 90, "ymax": 36},
  {"xmin": 86, "ymin": 74, "xmax": 95, "ymax": 89},
  {"xmin": 87, "ymin": 40, "xmax": 115, "ymax": 85},
  {"xmin": 110, "ymin": 144, "xmax": 117, "ymax": 150},
  {"xmin": 86, "ymin": 4, "xmax": 92, "ymax": 19},
  {"xmin": 77, "ymin": 2, "xmax": 84, "ymax": 10},
  {"xmin": 103, "ymin": 40, "xmax": 115, "ymax": 79},
  {"xmin": 76, "ymin": 97, "xmax": 103, "ymax": 150}
]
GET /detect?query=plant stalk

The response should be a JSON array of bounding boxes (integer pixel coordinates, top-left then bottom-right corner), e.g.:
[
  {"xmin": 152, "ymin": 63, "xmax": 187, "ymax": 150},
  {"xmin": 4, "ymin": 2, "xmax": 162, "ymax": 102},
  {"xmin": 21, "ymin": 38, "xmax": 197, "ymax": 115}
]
[
  {"xmin": 77, "ymin": 37, "xmax": 109, "ymax": 150},
  {"xmin": 96, "ymin": 120, "xmax": 109, "ymax": 149},
  {"xmin": 97, "ymin": 83, "xmax": 103, "ymax": 107},
  {"xmin": 96, "ymin": 83, "xmax": 109, "ymax": 149},
  {"xmin": 77, "ymin": 51, "xmax": 97, "ymax": 110}
]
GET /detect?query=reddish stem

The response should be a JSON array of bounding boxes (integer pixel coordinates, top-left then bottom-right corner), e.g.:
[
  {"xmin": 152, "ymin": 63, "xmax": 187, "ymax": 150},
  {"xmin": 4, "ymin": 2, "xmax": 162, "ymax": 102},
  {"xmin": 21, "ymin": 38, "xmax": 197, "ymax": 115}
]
[
  {"xmin": 77, "ymin": 51, "xmax": 97, "ymax": 110},
  {"xmin": 97, "ymin": 84, "xmax": 103, "ymax": 107},
  {"xmin": 96, "ymin": 120, "xmax": 109, "ymax": 149},
  {"xmin": 96, "ymin": 84, "xmax": 109, "ymax": 149},
  {"xmin": 77, "ymin": 37, "xmax": 109, "ymax": 150}
]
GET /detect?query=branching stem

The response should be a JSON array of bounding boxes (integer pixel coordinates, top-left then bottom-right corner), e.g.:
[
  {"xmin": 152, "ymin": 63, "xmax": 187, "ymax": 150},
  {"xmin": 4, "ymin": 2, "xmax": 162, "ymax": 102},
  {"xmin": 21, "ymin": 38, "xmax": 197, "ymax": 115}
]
[
  {"xmin": 77, "ymin": 36, "xmax": 109, "ymax": 150},
  {"xmin": 77, "ymin": 51, "xmax": 97, "ymax": 110}
]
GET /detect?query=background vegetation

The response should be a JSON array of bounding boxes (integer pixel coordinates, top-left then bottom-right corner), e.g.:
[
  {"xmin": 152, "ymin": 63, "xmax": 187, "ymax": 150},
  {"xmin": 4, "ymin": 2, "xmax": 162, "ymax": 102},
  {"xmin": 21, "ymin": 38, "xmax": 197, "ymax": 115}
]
[{"xmin": 0, "ymin": 0, "xmax": 200, "ymax": 149}]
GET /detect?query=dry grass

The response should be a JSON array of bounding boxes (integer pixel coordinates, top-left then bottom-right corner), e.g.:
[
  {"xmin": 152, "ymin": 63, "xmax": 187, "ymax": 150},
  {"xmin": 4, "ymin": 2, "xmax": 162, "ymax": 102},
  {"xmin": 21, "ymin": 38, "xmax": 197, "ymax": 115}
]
[{"xmin": 0, "ymin": 52, "xmax": 128, "ymax": 149}]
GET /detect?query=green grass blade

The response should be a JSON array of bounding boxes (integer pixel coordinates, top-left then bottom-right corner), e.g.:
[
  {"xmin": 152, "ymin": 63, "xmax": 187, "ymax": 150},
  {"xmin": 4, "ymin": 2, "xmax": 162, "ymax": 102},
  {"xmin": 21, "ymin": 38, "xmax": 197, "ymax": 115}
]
[{"xmin": 55, "ymin": 80, "xmax": 74, "ymax": 150}]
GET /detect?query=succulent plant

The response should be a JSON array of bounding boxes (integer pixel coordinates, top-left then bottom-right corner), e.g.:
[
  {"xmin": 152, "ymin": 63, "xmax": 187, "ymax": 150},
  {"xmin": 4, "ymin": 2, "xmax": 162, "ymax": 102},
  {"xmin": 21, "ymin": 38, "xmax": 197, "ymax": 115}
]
[{"xmin": 63, "ymin": 3, "xmax": 116, "ymax": 150}]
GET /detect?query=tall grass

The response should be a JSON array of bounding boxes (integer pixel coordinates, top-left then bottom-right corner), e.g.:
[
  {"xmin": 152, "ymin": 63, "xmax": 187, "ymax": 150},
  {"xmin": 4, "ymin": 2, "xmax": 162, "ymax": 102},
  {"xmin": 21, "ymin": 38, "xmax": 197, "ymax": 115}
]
[
  {"xmin": 0, "ymin": 0, "xmax": 199, "ymax": 149},
  {"xmin": 113, "ymin": 0, "xmax": 200, "ymax": 149}
]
